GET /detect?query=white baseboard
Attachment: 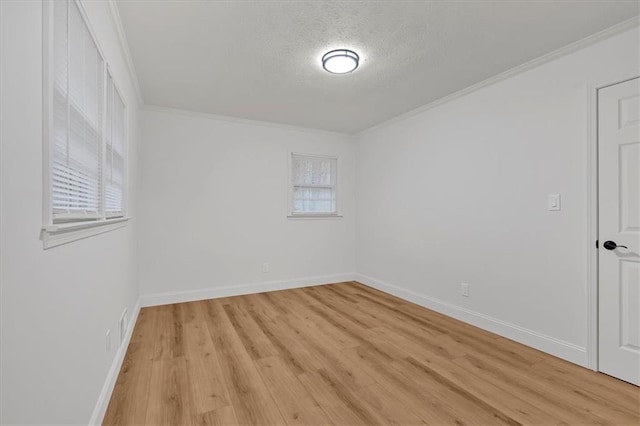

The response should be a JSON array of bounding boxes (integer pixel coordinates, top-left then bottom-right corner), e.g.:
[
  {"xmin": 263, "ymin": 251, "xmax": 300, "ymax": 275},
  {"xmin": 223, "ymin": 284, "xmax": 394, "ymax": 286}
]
[
  {"xmin": 139, "ymin": 273, "xmax": 357, "ymax": 307},
  {"xmin": 354, "ymin": 273, "xmax": 587, "ymax": 367},
  {"xmin": 88, "ymin": 298, "xmax": 142, "ymax": 426}
]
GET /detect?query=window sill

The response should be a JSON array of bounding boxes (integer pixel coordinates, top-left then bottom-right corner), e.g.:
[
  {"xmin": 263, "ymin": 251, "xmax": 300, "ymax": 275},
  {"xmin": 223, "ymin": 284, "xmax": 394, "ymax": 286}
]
[
  {"xmin": 287, "ymin": 214, "xmax": 343, "ymax": 220},
  {"xmin": 41, "ymin": 217, "xmax": 130, "ymax": 249}
]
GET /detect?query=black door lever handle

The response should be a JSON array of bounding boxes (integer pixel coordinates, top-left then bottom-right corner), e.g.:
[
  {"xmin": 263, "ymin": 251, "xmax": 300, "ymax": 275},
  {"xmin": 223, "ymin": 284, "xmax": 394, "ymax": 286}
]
[{"xmin": 603, "ymin": 240, "xmax": 628, "ymax": 250}]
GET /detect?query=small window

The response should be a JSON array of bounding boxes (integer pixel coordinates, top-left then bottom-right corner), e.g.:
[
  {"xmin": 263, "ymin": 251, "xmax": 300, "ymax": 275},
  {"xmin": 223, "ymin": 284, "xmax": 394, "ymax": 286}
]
[{"xmin": 290, "ymin": 153, "xmax": 338, "ymax": 216}]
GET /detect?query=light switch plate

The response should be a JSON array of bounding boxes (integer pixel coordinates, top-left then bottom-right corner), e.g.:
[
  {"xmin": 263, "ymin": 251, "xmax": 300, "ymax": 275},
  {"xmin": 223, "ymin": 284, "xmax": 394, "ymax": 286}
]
[{"xmin": 547, "ymin": 194, "xmax": 561, "ymax": 211}]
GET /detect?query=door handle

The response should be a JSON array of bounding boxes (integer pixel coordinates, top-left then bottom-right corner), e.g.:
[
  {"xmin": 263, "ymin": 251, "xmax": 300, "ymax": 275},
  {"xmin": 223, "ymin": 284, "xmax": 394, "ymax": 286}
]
[{"xmin": 603, "ymin": 240, "xmax": 628, "ymax": 250}]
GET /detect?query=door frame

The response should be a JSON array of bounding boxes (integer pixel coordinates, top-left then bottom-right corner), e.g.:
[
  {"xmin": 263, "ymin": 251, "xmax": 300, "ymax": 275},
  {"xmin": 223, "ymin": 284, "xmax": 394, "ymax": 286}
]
[{"xmin": 586, "ymin": 75, "xmax": 640, "ymax": 371}]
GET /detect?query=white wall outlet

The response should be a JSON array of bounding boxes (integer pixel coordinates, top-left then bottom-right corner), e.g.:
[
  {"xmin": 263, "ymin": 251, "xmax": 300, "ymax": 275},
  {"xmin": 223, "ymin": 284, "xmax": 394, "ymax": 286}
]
[
  {"xmin": 547, "ymin": 194, "xmax": 561, "ymax": 211},
  {"xmin": 105, "ymin": 329, "xmax": 111, "ymax": 352},
  {"xmin": 460, "ymin": 283, "xmax": 470, "ymax": 297},
  {"xmin": 262, "ymin": 262, "xmax": 269, "ymax": 273},
  {"xmin": 119, "ymin": 308, "xmax": 128, "ymax": 345}
]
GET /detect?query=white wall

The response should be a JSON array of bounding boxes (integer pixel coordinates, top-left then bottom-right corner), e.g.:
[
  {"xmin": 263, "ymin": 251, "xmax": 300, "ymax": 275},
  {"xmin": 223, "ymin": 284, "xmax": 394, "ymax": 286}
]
[
  {"xmin": 138, "ymin": 109, "xmax": 356, "ymax": 300},
  {"xmin": 356, "ymin": 27, "xmax": 639, "ymax": 363},
  {"xmin": 0, "ymin": 1, "xmax": 140, "ymax": 424}
]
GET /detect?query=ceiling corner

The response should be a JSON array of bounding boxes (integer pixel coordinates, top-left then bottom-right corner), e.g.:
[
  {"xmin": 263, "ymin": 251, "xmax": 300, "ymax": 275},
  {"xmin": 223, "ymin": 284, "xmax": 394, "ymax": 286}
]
[{"xmin": 106, "ymin": 0, "xmax": 144, "ymax": 106}]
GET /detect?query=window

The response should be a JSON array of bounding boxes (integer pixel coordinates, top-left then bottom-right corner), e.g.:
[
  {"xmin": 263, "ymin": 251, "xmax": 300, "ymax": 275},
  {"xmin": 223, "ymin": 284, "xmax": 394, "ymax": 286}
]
[
  {"xmin": 51, "ymin": 0, "xmax": 104, "ymax": 222},
  {"xmin": 290, "ymin": 153, "xmax": 339, "ymax": 216},
  {"xmin": 42, "ymin": 0, "xmax": 128, "ymax": 247}
]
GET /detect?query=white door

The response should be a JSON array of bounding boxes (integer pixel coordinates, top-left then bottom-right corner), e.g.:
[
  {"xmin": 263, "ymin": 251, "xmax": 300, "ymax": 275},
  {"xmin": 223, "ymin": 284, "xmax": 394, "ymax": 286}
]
[{"xmin": 598, "ymin": 77, "xmax": 640, "ymax": 386}]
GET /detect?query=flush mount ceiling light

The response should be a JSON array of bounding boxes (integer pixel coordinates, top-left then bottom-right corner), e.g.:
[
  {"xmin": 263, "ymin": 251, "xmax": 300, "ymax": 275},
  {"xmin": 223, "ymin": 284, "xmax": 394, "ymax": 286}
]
[{"xmin": 322, "ymin": 49, "xmax": 359, "ymax": 74}]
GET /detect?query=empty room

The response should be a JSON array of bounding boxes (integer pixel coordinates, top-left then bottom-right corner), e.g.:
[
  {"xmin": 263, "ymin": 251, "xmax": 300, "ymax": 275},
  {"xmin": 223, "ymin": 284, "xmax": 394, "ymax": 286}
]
[{"xmin": 1, "ymin": 0, "xmax": 640, "ymax": 424}]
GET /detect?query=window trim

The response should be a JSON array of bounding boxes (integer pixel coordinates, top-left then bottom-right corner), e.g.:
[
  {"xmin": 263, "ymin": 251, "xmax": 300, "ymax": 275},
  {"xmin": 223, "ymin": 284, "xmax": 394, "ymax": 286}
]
[
  {"xmin": 41, "ymin": 0, "xmax": 129, "ymax": 248},
  {"xmin": 287, "ymin": 152, "xmax": 342, "ymax": 219},
  {"xmin": 42, "ymin": 217, "xmax": 129, "ymax": 249}
]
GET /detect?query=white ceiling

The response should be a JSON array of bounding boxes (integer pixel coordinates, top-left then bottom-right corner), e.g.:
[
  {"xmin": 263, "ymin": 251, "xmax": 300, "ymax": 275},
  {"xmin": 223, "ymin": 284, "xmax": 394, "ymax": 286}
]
[{"xmin": 116, "ymin": 0, "xmax": 639, "ymax": 134}]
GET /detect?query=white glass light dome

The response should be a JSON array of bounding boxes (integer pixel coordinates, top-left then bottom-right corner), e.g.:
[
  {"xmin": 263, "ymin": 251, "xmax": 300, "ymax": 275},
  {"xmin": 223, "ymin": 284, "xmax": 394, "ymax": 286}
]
[{"xmin": 322, "ymin": 49, "xmax": 359, "ymax": 74}]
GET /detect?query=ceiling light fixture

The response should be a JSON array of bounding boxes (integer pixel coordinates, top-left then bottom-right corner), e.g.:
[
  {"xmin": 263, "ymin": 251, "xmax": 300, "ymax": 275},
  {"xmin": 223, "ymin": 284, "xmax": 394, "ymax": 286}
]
[{"xmin": 322, "ymin": 49, "xmax": 359, "ymax": 74}]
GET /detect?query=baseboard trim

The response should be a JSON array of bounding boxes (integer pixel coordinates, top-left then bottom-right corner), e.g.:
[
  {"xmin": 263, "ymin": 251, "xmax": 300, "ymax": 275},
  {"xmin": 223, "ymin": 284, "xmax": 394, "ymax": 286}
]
[
  {"xmin": 88, "ymin": 298, "xmax": 142, "ymax": 426},
  {"xmin": 140, "ymin": 273, "xmax": 357, "ymax": 307},
  {"xmin": 354, "ymin": 273, "xmax": 587, "ymax": 367}
]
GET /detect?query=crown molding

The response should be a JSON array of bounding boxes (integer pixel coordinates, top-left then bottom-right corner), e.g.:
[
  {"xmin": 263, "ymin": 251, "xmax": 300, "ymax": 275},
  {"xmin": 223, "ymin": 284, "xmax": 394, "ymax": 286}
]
[
  {"xmin": 358, "ymin": 16, "xmax": 640, "ymax": 137},
  {"xmin": 141, "ymin": 104, "xmax": 354, "ymax": 139},
  {"xmin": 106, "ymin": 0, "xmax": 144, "ymax": 105}
]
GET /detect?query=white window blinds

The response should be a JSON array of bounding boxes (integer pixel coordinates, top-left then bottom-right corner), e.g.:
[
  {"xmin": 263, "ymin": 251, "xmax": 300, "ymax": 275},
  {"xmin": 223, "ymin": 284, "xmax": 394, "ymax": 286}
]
[
  {"xmin": 291, "ymin": 154, "xmax": 338, "ymax": 214},
  {"xmin": 105, "ymin": 74, "xmax": 125, "ymax": 217},
  {"xmin": 52, "ymin": 0, "xmax": 104, "ymax": 222}
]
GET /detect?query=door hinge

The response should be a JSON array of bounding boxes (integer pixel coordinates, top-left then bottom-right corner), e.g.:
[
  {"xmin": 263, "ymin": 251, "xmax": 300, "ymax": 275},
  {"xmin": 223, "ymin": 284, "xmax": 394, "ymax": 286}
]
[{"xmin": 596, "ymin": 240, "xmax": 599, "ymax": 248}]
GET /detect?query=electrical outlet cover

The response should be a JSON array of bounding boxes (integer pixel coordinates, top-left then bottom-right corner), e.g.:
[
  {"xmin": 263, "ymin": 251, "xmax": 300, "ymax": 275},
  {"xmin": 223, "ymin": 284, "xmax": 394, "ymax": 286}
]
[{"xmin": 461, "ymin": 283, "xmax": 470, "ymax": 297}]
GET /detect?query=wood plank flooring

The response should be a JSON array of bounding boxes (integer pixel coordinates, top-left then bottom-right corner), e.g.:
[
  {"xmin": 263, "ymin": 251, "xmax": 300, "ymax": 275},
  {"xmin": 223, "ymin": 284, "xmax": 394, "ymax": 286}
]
[{"xmin": 103, "ymin": 281, "xmax": 640, "ymax": 425}]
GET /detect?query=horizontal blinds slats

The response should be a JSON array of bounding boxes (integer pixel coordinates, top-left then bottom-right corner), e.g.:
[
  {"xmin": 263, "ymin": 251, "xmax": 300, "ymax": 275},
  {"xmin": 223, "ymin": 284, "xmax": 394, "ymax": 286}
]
[
  {"xmin": 52, "ymin": 0, "xmax": 104, "ymax": 222},
  {"xmin": 293, "ymin": 186, "xmax": 336, "ymax": 213},
  {"xmin": 105, "ymin": 73, "xmax": 125, "ymax": 215},
  {"xmin": 293, "ymin": 184, "xmax": 335, "ymax": 189},
  {"xmin": 53, "ymin": 0, "xmax": 67, "ymax": 91}
]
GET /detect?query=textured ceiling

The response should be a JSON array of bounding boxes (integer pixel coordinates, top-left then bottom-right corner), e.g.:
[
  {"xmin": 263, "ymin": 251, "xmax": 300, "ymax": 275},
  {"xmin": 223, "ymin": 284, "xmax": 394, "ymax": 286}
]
[{"xmin": 116, "ymin": 0, "xmax": 639, "ymax": 134}]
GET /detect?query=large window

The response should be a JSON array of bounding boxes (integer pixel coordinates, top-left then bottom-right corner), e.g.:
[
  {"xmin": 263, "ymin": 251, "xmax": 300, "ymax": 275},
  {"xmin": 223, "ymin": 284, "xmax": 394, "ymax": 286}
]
[
  {"xmin": 43, "ymin": 0, "xmax": 127, "ymax": 247},
  {"xmin": 290, "ymin": 153, "xmax": 339, "ymax": 216}
]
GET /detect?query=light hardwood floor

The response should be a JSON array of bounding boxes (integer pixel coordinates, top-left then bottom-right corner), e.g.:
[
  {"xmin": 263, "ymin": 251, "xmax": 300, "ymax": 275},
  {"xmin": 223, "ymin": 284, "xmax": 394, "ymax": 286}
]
[{"xmin": 104, "ymin": 281, "xmax": 640, "ymax": 425}]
